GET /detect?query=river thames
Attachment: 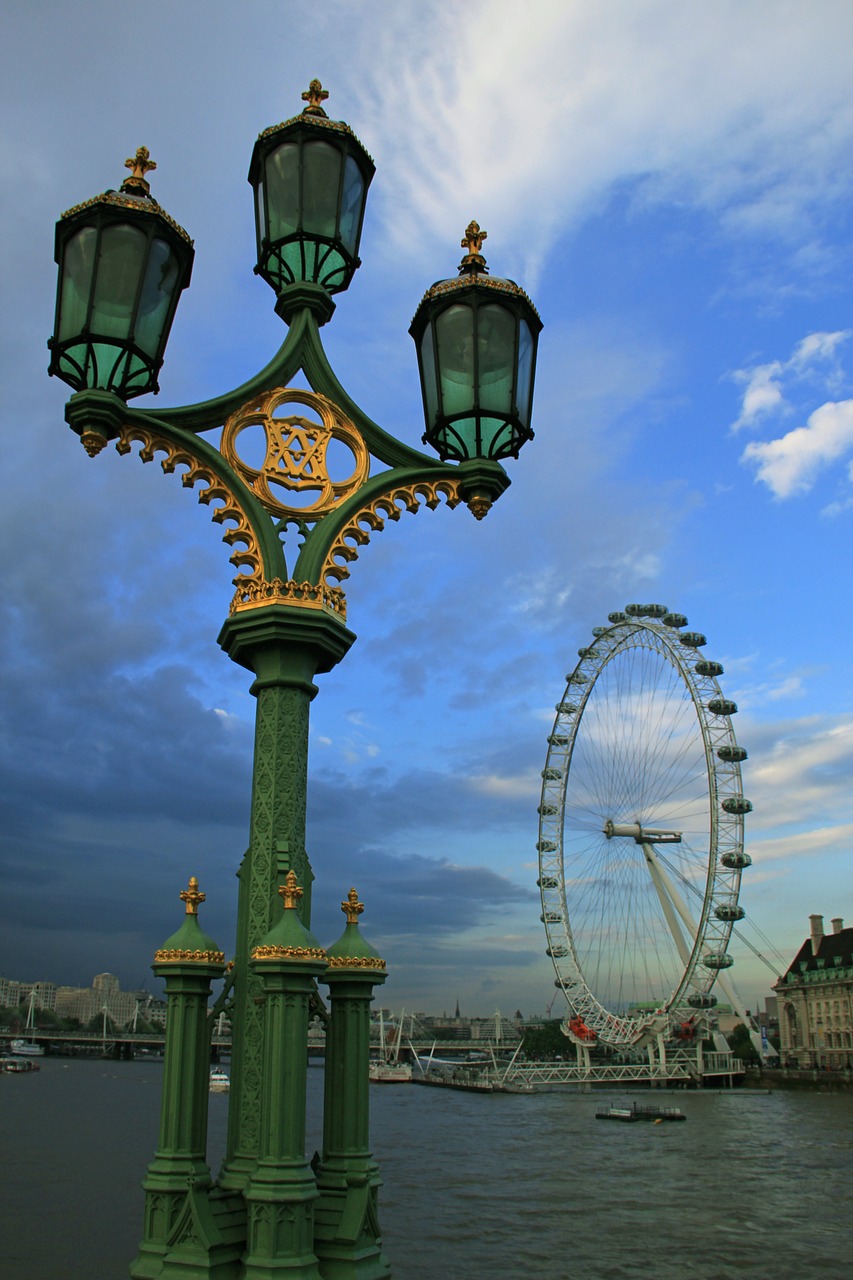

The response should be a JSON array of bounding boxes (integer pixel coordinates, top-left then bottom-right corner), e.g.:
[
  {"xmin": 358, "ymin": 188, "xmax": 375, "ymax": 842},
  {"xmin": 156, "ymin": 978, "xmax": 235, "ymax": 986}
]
[{"xmin": 1, "ymin": 1058, "xmax": 850, "ymax": 1278}]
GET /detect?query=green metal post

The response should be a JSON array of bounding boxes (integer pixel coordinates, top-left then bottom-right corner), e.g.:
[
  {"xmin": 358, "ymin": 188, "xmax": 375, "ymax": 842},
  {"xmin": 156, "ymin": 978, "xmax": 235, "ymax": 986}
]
[
  {"xmin": 217, "ymin": 608, "xmax": 354, "ymax": 1191},
  {"xmin": 131, "ymin": 879, "xmax": 243, "ymax": 1280},
  {"xmin": 242, "ymin": 873, "xmax": 329, "ymax": 1278},
  {"xmin": 314, "ymin": 891, "xmax": 390, "ymax": 1280}
]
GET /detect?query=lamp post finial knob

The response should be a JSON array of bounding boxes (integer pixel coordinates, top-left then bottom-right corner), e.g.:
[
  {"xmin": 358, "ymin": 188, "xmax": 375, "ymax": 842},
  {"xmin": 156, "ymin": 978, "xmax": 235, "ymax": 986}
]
[
  {"xmin": 302, "ymin": 78, "xmax": 330, "ymax": 117},
  {"xmin": 459, "ymin": 220, "xmax": 489, "ymax": 274},
  {"xmin": 122, "ymin": 146, "xmax": 157, "ymax": 196},
  {"xmin": 341, "ymin": 887, "xmax": 365, "ymax": 924},
  {"xmin": 180, "ymin": 876, "xmax": 206, "ymax": 916},
  {"xmin": 279, "ymin": 870, "xmax": 304, "ymax": 910}
]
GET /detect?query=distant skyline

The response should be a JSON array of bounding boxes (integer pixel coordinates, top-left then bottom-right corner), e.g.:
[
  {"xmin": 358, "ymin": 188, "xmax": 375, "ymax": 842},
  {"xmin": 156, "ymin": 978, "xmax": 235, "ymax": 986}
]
[{"xmin": 1, "ymin": 2, "xmax": 852, "ymax": 1020}]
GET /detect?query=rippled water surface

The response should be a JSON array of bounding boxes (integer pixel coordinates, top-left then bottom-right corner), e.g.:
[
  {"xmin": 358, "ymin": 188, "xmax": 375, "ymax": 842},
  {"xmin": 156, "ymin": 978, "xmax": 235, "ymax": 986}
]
[{"xmin": 1, "ymin": 1059, "xmax": 850, "ymax": 1279}]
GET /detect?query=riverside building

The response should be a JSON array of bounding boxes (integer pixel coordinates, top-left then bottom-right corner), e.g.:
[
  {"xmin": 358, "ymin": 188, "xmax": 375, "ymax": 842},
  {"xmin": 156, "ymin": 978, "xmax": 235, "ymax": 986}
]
[{"xmin": 774, "ymin": 913, "xmax": 853, "ymax": 1068}]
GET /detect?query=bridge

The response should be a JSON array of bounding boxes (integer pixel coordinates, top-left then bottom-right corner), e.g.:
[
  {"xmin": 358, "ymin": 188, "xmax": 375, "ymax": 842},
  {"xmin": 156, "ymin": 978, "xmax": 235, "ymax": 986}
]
[{"xmin": 6, "ymin": 1031, "xmax": 743, "ymax": 1085}]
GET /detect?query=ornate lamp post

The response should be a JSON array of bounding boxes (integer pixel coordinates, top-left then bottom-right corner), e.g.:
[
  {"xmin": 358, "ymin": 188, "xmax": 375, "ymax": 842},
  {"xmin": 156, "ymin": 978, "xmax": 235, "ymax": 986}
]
[{"xmin": 49, "ymin": 81, "xmax": 540, "ymax": 1279}]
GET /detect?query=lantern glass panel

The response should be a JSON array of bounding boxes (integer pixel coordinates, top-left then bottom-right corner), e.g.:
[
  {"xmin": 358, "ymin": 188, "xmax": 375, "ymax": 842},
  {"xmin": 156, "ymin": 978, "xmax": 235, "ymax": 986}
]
[
  {"xmin": 265, "ymin": 142, "xmax": 299, "ymax": 241},
  {"xmin": 58, "ymin": 226, "xmax": 97, "ymax": 341},
  {"xmin": 303, "ymin": 140, "xmax": 341, "ymax": 237},
  {"xmin": 418, "ymin": 322, "xmax": 439, "ymax": 425},
  {"xmin": 476, "ymin": 304, "xmax": 516, "ymax": 413},
  {"xmin": 135, "ymin": 237, "xmax": 181, "ymax": 358},
  {"xmin": 435, "ymin": 304, "xmax": 475, "ymax": 415},
  {"xmin": 516, "ymin": 317, "xmax": 534, "ymax": 423},
  {"xmin": 339, "ymin": 155, "xmax": 365, "ymax": 254},
  {"xmin": 92, "ymin": 223, "xmax": 148, "ymax": 338}
]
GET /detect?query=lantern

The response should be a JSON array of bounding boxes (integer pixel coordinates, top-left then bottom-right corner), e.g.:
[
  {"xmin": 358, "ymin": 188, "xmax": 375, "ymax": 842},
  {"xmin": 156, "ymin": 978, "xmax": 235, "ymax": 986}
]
[
  {"xmin": 48, "ymin": 148, "xmax": 193, "ymax": 400},
  {"xmin": 248, "ymin": 80, "xmax": 374, "ymax": 308},
  {"xmin": 410, "ymin": 222, "xmax": 542, "ymax": 462}
]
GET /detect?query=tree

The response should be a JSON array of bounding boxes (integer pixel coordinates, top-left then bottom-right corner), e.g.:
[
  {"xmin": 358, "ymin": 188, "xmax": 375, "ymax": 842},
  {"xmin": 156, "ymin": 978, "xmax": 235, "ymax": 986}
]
[{"xmin": 728, "ymin": 1023, "xmax": 760, "ymax": 1064}]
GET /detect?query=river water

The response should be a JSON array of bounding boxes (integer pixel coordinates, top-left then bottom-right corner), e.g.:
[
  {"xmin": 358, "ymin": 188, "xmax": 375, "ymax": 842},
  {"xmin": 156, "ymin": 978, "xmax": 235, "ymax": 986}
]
[{"xmin": 1, "ymin": 1058, "xmax": 850, "ymax": 1279}]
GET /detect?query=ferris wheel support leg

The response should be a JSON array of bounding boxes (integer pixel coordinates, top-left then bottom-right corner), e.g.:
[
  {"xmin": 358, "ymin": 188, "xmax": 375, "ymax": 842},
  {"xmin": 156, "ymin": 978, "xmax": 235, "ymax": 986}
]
[
  {"xmin": 711, "ymin": 969, "xmax": 768, "ymax": 1060},
  {"xmin": 640, "ymin": 843, "xmax": 696, "ymax": 968}
]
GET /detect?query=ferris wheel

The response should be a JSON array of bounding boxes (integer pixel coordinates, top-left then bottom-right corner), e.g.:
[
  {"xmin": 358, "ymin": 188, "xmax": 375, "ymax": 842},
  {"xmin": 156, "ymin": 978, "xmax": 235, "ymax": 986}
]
[{"xmin": 537, "ymin": 604, "xmax": 752, "ymax": 1050}]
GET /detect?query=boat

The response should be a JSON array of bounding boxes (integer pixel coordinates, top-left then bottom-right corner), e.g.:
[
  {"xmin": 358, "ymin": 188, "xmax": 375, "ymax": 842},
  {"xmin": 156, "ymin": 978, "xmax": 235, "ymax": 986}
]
[
  {"xmin": 209, "ymin": 1069, "xmax": 230, "ymax": 1092},
  {"xmin": 413, "ymin": 1067, "xmax": 494, "ymax": 1092},
  {"xmin": 11, "ymin": 992, "xmax": 46, "ymax": 1056},
  {"xmin": 10, "ymin": 1038, "xmax": 45, "ymax": 1057},
  {"xmin": 368, "ymin": 1059, "xmax": 413, "ymax": 1083},
  {"xmin": 2, "ymin": 1055, "xmax": 40, "ymax": 1073},
  {"xmin": 369, "ymin": 1008, "xmax": 413, "ymax": 1084},
  {"xmin": 596, "ymin": 1102, "xmax": 686, "ymax": 1122}
]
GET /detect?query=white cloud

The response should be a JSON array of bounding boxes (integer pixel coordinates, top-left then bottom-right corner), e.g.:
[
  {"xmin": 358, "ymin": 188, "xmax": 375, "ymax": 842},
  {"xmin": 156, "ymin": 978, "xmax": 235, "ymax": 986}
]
[
  {"xmin": 740, "ymin": 399, "xmax": 853, "ymax": 497},
  {"xmin": 730, "ymin": 330, "xmax": 850, "ymax": 433},
  {"xmin": 468, "ymin": 771, "xmax": 541, "ymax": 801},
  {"xmin": 744, "ymin": 715, "xmax": 853, "ymax": 833},
  {"xmin": 731, "ymin": 361, "xmax": 786, "ymax": 432},
  {"xmin": 348, "ymin": 1, "xmax": 853, "ymax": 282},
  {"xmin": 733, "ymin": 674, "xmax": 805, "ymax": 709},
  {"xmin": 748, "ymin": 823, "xmax": 853, "ymax": 863},
  {"xmin": 791, "ymin": 331, "xmax": 850, "ymax": 368}
]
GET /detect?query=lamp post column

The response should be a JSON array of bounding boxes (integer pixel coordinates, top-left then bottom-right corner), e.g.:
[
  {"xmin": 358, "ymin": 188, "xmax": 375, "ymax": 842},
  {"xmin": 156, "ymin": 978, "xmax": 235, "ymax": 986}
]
[
  {"xmin": 314, "ymin": 890, "xmax": 390, "ymax": 1280},
  {"xmin": 217, "ymin": 606, "xmax": 355, "ymax": 1189},
  {"xmin": 130, "ymin": 879, "xmax": 231, "ymax": 1280},
  {"xmin": 243, "ymin": 872, "xmax": 329, "ymax": 1279}
]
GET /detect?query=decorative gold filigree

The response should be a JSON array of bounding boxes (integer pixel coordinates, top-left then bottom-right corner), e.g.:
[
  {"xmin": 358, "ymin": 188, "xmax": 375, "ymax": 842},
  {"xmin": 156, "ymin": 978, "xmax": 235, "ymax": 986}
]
[
  {"xmin": 230, "ymin": 576, "xmax": 347, "ymax": 621},
  {"xmin": 326, "ymin": 955, "xmax": 386, "ymax": 970},
  {"xmin": 221, "ymin": 388, "xmax": 370, "ymax": 520},
  {"xmin": 413, "ymin": 272, "xmax": 541, "ymax": 323},
  {"xmin": 80, "ymin": 430, "xmax": 108, "ymax": 458},
  {"xmin": 341, "ymin": 887, "xmax": 364, "ymax": 924},
  {"xmin": 61, "ymin": 192, "xmax": 192, "ymax": 244},
  {"xmin": 154, "ymin": 948, "xmax": 226, "ymax": 963},
  {"xmin": 252, "ymin": 944, "xmax": 328, "ymax": 961},
  {"xmin": 321, "ymin": 479, "xmax": 462, "ymax": 586},
  {"xmin": 114, "ymin": 423, "xmax": 262, "ymax": 589},
  {"xmin": 180, "ymin": 876, "xmax": 205, "ymax": 916}
]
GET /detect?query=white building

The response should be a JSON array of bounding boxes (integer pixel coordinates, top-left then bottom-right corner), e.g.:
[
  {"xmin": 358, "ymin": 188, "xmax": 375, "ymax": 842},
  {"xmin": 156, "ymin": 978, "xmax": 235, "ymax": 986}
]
[{"xmin": 773, "ymin": 914, "xmax": 853, "ymax": 1069}]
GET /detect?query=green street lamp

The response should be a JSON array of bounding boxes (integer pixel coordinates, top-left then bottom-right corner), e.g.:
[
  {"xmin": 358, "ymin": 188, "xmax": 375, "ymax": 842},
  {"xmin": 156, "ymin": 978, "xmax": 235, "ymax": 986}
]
[
  {"xmin": 410, "ymin": 219, "xmax": 542, "ymax": 464},
  {"xmin": 49, "ymin": 80, "xmax": 541, "ymax": 1280},
  {"xmin": 249, "ymin": 78, "xmax": 375, "ymax": 322},
  {"xmin": 48, "ymin": 147, "xmax": 194, "ymax": 400}
]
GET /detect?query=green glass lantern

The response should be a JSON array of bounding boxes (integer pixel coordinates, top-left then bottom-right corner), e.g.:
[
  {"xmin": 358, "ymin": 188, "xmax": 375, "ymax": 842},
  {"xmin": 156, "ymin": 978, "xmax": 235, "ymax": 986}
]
[
  {"xmin": 248, "ymin": 79, "xmax": 375, "ymax": 305},
  {"xmin": 48, "ymin": 148, "xmax": 194, "ymax": 400},
  {"xmin": 410, "ymin": 222, "xmax": 542, "ymax": 462}
]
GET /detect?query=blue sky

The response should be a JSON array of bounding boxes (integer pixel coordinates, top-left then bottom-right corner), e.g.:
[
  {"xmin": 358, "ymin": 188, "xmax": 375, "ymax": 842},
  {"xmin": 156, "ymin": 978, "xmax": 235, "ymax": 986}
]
[{"xmin": 2, "ymin": 1, "xmax": 851, "ymax": 1018}]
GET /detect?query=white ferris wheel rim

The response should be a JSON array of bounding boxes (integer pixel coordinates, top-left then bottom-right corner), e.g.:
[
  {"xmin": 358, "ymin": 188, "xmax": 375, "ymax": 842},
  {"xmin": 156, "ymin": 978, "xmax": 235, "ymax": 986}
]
[{"xmin": 537, "ymin": 607, "xmax": 751, "ymax": 1049}]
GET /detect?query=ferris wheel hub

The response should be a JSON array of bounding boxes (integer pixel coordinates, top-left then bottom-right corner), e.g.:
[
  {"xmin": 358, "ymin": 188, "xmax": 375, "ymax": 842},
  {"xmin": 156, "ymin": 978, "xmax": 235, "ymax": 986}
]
[{"xmin": 603, "ymin": 821, "xmax": 683, "ymax": 844}]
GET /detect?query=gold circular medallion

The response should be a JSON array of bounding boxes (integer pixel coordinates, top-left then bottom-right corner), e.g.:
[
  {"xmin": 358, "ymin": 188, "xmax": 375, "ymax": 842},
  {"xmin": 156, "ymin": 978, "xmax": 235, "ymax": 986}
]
[{"xmin": 221, "ymin": 387, "xmax": 369, "ymax": 518}]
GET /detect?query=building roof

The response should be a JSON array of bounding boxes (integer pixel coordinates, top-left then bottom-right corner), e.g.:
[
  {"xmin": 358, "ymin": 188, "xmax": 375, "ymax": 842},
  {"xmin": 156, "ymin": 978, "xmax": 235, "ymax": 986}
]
[{"xmin": 780, "ymin": 925, "xmax": 853, "ymax": 982}]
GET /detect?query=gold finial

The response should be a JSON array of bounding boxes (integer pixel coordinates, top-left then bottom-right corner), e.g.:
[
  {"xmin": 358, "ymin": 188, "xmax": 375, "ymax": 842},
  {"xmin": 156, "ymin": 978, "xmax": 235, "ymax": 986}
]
[
  {"xmin": 341, "ymin": 887, "xmax": 364, "ymax": 924},
  {"xmin": 279, "ymin": 870, "xmax": 304, "ymax": 911},
  {"xmin": 180, "ymin": 876, "xmax": 205, "ymax": 916},
  {"xmin": 459, "ymin": 220, "xmax": 489, "ymax": 275},
  {"xmin": 122, "ymin": 146, "xmax": 157, "ymax": 196},
  {"xmin": 302, "ymin": 79, "xmax": 329, "ymax": 117},
  {"xmin": 461, "ymin": 220, "xmax": 487, "ymax": 256}
]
